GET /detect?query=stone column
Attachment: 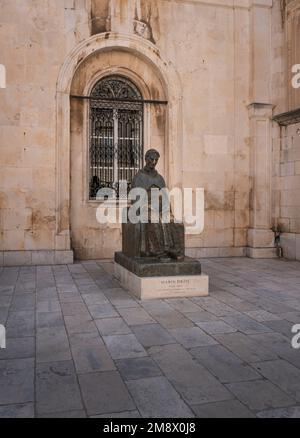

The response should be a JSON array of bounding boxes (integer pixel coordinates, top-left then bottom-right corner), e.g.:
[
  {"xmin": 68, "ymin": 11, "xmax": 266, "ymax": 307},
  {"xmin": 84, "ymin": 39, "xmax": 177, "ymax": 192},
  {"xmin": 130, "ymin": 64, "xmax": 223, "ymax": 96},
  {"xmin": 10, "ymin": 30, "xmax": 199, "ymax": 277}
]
[{"xmin": 247, "ymin": 0, "xmax": 277, "ymax": 258}]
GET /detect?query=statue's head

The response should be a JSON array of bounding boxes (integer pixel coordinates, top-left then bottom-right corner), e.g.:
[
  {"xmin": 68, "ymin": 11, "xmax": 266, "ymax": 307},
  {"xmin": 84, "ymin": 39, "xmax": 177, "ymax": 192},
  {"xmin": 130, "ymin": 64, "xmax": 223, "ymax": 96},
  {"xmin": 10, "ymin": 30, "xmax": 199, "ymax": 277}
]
[{"xmin": 145, "ymin": 149, "xmax": 160, "ymax": 170}]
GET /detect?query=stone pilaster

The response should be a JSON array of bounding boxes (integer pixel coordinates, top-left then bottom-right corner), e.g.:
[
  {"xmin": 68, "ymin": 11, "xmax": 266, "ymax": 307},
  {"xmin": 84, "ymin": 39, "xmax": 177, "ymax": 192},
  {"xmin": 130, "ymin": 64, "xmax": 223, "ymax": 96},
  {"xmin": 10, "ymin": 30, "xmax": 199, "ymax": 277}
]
[
  {"xmin": 247, "ymin": 0, "xmax": 277, "ymax": 258},
  {"xmin": 247, "ymin": 103, "xmax": 277, "ymax": 258}
]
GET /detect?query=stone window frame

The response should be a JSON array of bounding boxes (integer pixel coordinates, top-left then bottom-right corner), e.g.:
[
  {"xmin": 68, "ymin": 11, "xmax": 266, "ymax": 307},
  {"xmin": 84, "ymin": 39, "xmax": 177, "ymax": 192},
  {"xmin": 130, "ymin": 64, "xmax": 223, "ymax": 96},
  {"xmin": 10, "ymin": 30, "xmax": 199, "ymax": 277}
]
[{"xmin": 55, "ymin": 33, "xmax": 183, "ymax": 252}]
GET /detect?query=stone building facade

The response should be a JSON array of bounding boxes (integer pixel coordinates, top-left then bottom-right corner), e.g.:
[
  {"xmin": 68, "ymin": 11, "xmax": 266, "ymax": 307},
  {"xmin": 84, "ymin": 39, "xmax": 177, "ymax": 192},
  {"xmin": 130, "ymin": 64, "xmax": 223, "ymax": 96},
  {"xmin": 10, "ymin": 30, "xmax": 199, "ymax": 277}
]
[{"xmin": 0, "ymin": 0, "xmax": 299, "ymax": 265}]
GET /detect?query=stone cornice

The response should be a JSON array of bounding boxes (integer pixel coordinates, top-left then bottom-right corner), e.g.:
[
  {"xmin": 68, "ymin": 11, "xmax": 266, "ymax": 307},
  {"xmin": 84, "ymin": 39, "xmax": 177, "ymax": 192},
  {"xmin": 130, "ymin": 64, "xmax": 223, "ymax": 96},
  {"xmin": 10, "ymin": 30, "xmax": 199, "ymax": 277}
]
[
  {"xmin": 248, "ymin": 102, "xmax": 274, "ymax": 118},
  {"xmin": 273, "ymin": 108, "xmax": 300, "ymax": 126}
]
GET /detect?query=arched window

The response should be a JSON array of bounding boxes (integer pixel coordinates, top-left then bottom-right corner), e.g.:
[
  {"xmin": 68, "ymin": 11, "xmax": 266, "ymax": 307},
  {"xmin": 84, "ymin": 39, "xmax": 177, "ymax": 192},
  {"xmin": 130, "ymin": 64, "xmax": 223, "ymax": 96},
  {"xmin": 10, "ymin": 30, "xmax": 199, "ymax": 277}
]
[{"xmin": 89, "ymin": 75, "xmax": 144, "ymax": 199}]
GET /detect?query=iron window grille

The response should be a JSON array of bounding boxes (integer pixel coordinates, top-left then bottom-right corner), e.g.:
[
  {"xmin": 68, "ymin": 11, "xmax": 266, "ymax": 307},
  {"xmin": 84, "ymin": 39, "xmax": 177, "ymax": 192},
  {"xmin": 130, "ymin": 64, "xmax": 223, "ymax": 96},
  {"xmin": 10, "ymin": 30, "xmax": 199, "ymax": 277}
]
[{"xmin": 89, "ymin": 75, "xmax": 144, "ymax": 200}]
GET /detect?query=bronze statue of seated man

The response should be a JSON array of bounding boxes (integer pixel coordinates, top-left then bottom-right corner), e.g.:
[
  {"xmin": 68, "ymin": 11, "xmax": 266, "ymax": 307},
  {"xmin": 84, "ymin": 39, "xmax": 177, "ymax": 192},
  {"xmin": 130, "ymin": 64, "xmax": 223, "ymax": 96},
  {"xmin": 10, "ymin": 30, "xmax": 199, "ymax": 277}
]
[{"xmin": 126, "ymin": 149, "xmax": 185, "ymax": 262}]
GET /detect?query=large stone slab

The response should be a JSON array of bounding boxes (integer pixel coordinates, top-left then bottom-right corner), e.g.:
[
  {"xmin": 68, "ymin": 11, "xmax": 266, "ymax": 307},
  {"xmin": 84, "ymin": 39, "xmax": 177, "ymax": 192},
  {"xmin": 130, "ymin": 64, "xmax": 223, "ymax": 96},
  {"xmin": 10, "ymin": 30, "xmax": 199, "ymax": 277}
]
[
  {"xmin": 38, "ymin": 410, "xmax": 87, "ymax": 418},
  {"xmin": 192, "ymin": 400, "xmax": 255, "ymax": 418},
  {"xmin": 190, "ymin": 345, "xmax": 261, "ymax": 383},
  {"xmin": 132, "ymin": 324, "xmax": 176, "ymax": 347},
  {"xmin": 118, "ymin": 307, "xmax": 156, "ymax": 326},
  {"xmin": 103, "ymin": 334, "xmax": 147, "ymax": 360},
  {"xmin": 149, "ymin": 344, "xmax": 233, "ymax": 405},
  {"xmin": 36, "ymin": 327, "xmax": 72, "ymax": 363},
  {"xmin": 6, "ymin": 311, "xmax": 35, "ymax": 338},
  {"xmin": 78, "ymin": 371, "xmax": 135, "ymax": 416},
  {"xmin": 214, "ymin": 332, "xmax": 278, "ymax": 363},
  {"xmin": 116, "ymin": 357, "xmax": 162, "ymax": 381},
  {"xmin": 37, "ymin": 312, "xmax": 64, "ymax": 329},
  {"xmin": 115, "ymin": 262, "xmax": 209, "ymax": 300},
  {"xmin": 95, "ymin": 317, "xmax": 131, "ymax": 336},
  {"xmin": 222, "ymin": 314, "xmax": 273, "ymax": 335},
  {"xmin": 126, "ymin": 376, "xmax": 194, "ymax": 418},
  {"xmin": 257, "ymin": 406, "xmax": 300, "ymax": 418},
  {"xmin": 252, "ymin": 359, "xmax": 300, "ymax": 402},
  {"xmin": 0, "ymin": 403, "xmax": 34, "ymax": 418},
  {"xmin": 142, "ymin": 303, "xmax": 195, "ymax": 329},
  {"xmin": 36, "ymin": 361, "xmax": 83, "ymax": 415},
  {"xmin": 250, "ymin": 333, "xmax": 300, "ymax": 369},
  {"xmin": 226, "ymin": 380, "xmax": 294, "ymax": 411},
  {"xmin": 0, "ymin": 358, "xmax": 34, "ymax": 405},
  {"xmin": 0, "ymin": 337, "xmax": 35, "ymax": 360},
  {"xmin": 92, "ymin": 411, "xmax": 141, "ymax": 419},
  {"xmin": 168, "ymin": 327, "xmax": 218, "ymax": 348}
]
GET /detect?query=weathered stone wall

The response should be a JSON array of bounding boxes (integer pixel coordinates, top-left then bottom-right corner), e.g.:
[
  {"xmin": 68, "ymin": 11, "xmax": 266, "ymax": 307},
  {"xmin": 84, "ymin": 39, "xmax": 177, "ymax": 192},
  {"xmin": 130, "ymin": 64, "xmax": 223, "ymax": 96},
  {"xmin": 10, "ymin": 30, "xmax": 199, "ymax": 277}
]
[
  {"xmin": 0, "ymin": 0, "xmax": 291, "ymax": 263},
  {"xmin": 0, "ymin": 0, "xmax": 91, "ymax": 264},
  {"xmin": 277, "ymin": 122, "xmax": 300, "ymax": 259},
  {"xmin": 271, "ymin": 0, "xmax": 300, "ymax": 260}
]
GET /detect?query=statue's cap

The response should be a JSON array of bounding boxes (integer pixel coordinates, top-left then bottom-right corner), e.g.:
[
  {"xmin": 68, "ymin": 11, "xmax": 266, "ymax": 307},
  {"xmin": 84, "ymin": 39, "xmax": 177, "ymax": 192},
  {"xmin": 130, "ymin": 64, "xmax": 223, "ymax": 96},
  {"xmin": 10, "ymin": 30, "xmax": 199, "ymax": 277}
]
[{"xmin": 145, "ymin": 149, "xmax": 160, "ymax": 159}]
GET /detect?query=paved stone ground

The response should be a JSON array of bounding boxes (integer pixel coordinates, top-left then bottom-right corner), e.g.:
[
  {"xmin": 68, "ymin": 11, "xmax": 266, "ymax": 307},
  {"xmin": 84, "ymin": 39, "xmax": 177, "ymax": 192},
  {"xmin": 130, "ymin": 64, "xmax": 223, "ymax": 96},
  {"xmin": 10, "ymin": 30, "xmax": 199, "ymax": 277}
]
[{"xmin": 1, "ymin": 258, "xmax": 300, "ymax": 418}]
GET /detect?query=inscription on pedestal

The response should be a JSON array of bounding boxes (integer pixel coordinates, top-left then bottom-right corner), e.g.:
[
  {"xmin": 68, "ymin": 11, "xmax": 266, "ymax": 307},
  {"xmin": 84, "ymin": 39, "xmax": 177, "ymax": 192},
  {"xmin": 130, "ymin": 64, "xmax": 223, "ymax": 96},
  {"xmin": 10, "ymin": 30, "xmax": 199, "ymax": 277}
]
[{"xmin": 158, "ymin": 278, "xmax": 196, "ymax": 295}]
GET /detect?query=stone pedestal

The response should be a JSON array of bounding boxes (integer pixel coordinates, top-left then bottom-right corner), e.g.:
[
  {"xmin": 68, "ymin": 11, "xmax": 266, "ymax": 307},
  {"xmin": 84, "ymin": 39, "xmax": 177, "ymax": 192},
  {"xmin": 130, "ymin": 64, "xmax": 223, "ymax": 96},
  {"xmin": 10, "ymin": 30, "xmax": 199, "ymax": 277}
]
[
  {"xmin": 114, "ymin": 252, "xmax": 209, "ymax": 300},
  {"xmin": 115, "ymin": 262, "xmax": 209, "ymax": 300}
]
